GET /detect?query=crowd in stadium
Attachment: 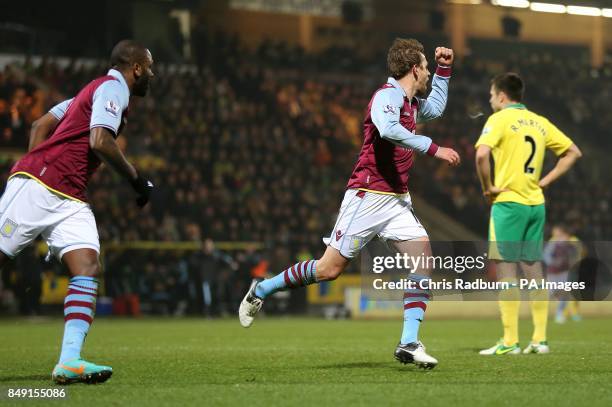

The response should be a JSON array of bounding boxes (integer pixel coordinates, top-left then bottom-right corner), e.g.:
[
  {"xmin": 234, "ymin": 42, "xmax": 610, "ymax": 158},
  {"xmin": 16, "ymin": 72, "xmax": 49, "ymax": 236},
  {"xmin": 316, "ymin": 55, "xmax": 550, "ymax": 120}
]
[{"xmin": 0, "ymin": 32, "xmax": 610, "ymax": 315}]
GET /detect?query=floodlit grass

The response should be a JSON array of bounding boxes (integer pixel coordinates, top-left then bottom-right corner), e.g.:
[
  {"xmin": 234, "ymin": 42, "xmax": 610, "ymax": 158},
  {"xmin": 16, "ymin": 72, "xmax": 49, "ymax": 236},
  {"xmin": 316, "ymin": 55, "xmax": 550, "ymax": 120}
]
[{"xmin": 1, "ymin": 317, "xmax": 611, "ymax": 406}]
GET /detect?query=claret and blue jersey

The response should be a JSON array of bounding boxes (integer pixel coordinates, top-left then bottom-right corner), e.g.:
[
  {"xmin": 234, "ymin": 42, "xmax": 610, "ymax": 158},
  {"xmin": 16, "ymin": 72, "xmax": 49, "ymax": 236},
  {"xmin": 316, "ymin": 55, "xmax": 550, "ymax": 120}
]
[
  {"xmin": 347, "ymin": 65, "xmax": 451, "ymax": 194},
  {"xmin": 10, "ymin": 69, "xmax": 130, "ymax": 202}
]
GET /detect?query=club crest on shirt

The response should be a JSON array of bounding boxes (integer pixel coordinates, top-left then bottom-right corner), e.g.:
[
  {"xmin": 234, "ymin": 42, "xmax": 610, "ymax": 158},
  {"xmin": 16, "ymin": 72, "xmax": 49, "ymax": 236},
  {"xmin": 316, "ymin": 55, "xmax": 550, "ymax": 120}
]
[
  {"xmin": 383, "ymin": 104, "xmax": 396, "ymax": 115},
  {"xmin": 349, "ymin": 235, "xmax": 365, "ymax": 250},
  {"xmin": 105, "ymin": 100, "xmax": 120, "ymax": 117},
  {"xmin": 0, "ymin": 218, "xmax": 18, "ymax": 238}
]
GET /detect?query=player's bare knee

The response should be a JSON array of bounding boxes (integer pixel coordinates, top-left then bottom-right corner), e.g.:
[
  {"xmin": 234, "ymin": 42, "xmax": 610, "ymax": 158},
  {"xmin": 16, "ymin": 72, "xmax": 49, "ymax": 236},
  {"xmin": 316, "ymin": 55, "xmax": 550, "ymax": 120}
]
[
  {"xmin": 63, "ymin": 249, "xmax": 101, "ymax": 278},
  {"xmin": 89, "ymin": 260, "xmax": 101, "ymax": 278},
  {"xmin": 71, "ymin": 258, "xmax": 101, "ymax": 278}
]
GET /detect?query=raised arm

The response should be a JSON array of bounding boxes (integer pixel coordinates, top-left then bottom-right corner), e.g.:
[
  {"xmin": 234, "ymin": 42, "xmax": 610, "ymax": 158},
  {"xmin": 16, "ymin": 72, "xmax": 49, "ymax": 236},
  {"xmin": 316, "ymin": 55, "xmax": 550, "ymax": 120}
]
[
  {"xmin": 372, "ymin": 87, "xmax": 459, "ymax": 165},
  {"xmin": 417, "ymin": 47, "xmax": 453, "ymax": 122}
]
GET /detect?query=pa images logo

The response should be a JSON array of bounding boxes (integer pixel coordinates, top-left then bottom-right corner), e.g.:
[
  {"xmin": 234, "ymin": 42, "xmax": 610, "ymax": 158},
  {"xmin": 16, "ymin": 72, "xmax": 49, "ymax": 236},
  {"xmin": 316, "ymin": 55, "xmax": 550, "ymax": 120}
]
[{"xmin": 1, "ymin": 218, "xmax": 18, "ymax": 238}]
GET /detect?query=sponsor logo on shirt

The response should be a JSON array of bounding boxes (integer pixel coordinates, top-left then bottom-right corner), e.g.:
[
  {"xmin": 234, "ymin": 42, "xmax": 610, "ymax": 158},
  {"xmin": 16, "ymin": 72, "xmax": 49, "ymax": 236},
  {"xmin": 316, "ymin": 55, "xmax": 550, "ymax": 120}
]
[
  {"xmin": 105, "ymin": 100, "xmax": 120, "ymax": 117},
  {"xmin": 336, "ymin": 230, "xmax": 343, "ymax": 241},
  {"xmin": 482, "ymin": 126, "xmax": 491, "ymax": 135}
]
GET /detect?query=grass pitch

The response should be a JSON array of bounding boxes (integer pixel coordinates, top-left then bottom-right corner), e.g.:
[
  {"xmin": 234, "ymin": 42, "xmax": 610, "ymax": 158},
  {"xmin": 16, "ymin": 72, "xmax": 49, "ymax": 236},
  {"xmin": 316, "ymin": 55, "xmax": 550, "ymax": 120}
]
[{"xmin": 1, "ymin": 317, "xmax": 611, "ymax": 406}]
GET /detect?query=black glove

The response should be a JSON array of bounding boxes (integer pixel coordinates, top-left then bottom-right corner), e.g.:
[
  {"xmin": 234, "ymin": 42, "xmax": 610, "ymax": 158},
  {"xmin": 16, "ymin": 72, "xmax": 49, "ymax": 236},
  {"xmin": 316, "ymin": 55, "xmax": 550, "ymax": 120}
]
[{"xmin": 130, "ymin": 174, "xmax": 154, "ymax": 208}]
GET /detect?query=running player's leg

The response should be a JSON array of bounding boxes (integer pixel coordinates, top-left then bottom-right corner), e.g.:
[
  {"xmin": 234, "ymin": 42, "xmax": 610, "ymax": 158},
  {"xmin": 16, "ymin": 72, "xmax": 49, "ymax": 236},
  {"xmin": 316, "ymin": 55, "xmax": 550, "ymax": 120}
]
[
  {"xmin": 257, "ymin": 244, "xmax": 350, "ymax": 297},
  {"xmin": 44, "ymin": 204, "xmax": 111, "ymax": 384},
  {"xmin": 0, "ymin": 176, "xmax": 109, "ymax": 382},
  {"xmin": 239, "ymin": 246, "xmax": 350, "ymax": 327},
  {"xmin": 388, "ymin": 237, "xmax": 432, "ymax": 346},
  {"xmin": 378, "ymin": 196, "xmax": 437, "ymax": 368},
  {"xmin": 388, "ymin": 237, "xmax": 438, "ymax": 368},
  {"xmin": 239, "ymin": 189, "xmax": 388, "ymax": 327},
  {"xmin": 57, "ymin": 249, "xmax": 103, "ymax": 365}
]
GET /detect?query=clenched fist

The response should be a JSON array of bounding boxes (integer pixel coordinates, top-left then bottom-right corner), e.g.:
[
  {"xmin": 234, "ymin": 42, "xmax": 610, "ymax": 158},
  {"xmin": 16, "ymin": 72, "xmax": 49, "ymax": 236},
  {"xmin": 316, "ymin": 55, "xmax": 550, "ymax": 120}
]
[{"xmin": 435, "ymin": 47, "xmax": 454, "ymax": 66}]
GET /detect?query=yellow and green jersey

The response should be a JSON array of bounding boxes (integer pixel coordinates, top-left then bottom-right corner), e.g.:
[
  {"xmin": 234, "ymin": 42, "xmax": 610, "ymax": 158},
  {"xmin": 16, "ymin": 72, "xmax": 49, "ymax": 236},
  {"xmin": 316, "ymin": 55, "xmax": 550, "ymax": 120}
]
[{"xmin": 475, "ymin": 104, "xmax": 573, "ymax": 205}]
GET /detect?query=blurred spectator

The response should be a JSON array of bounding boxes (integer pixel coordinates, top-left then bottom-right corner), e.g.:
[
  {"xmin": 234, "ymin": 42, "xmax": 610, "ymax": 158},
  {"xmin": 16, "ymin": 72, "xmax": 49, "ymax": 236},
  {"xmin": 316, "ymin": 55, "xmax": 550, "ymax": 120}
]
[{"xmin": 187, "ymin": 238, "xmax": 238, "ymax": 316}]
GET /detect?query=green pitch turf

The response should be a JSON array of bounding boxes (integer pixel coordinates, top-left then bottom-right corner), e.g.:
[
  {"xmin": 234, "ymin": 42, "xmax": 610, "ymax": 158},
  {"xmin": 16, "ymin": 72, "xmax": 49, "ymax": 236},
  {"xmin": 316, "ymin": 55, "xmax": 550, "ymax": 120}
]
[{"xmin": 1, "ymin": 317, "xmax": 611, "ymax": 406}]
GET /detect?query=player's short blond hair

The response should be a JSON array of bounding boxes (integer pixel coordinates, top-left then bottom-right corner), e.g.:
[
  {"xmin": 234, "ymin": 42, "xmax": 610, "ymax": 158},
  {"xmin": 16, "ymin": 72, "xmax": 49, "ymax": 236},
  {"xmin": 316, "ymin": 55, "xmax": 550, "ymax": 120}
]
[{"xmin": 387, "ymin": 38, "xmax": 425, "ymax": 80}]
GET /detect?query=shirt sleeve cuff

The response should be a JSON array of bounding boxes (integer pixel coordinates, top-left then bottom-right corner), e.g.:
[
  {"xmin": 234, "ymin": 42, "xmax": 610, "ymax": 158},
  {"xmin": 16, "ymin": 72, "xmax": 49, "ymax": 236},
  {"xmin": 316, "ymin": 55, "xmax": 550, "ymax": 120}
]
[
  {"xmin": 426, "ymin": 142, "xmax": 439, "ymax": 157},
  {"xmin": 435, "ymin": 65, "xmax": 452, "ymax": 78},
  {"xmin": 90, "ymin": 124, "xmax": 119, "ymax": 137}
]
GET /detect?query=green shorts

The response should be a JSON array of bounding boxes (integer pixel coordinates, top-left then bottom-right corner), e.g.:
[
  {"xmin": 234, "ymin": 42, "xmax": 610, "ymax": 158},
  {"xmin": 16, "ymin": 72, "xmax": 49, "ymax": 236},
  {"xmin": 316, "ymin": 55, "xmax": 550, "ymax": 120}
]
[{"xmin": 489, "ymin": 202, "xmax": 545, "ymax": 262}]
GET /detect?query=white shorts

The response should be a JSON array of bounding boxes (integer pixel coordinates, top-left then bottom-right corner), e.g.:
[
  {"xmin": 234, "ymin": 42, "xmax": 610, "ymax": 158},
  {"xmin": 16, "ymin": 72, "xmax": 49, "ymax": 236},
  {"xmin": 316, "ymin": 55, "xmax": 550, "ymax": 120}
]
[
  {"xmin": 0, "ymin": 176, "xmax": 99, "ymax": 260},
  {"xmin": 323, "ymin": 189, "xmax": 428, "ymax": 258}
]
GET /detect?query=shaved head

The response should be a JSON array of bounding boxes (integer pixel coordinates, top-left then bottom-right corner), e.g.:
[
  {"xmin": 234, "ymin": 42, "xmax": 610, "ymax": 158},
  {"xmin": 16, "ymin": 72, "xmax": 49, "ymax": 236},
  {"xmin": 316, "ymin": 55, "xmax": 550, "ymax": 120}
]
[
  {"xmin": 109, "ymin": 40, "xmax": 154, "ymax": 97},
  {"xmin": 109, "ymin": 40, "xmax": 149, "ymax": 69}
]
